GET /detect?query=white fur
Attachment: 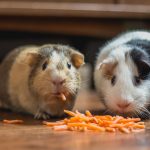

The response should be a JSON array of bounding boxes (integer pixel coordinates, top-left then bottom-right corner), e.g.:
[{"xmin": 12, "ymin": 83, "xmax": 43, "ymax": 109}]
[
  {"xmin": 50, "ymin": 51, "xmax": 77, "ymax": 94},
  {"xmin": 94, "ymin": 31, "xmax": 150, "ymax": 116}
]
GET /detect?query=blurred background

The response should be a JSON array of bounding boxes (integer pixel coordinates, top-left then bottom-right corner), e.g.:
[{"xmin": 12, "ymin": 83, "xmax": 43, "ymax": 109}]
[
  {"xmin": 0, "ymin": 0, "xmax": 149, "ymax": 112},
  {"xmin": 0, "ymin": 0, "xmax": 150, "ymax": 66}
]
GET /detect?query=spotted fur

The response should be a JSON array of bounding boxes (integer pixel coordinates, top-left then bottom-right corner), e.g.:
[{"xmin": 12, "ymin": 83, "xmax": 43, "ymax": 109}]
[
  {"xmin": 94, "ymin": 31, "xmax": 150, "ymax": 118},
  {"xmin": 0, "ymin": 44, "xmax": 84, "ymax": 119}
]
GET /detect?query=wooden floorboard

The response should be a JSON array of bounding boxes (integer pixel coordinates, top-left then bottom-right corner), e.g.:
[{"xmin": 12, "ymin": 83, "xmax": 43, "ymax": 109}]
[{"xmin": 0, "ymin": 90, "xmax": 149, "ymax": 150}]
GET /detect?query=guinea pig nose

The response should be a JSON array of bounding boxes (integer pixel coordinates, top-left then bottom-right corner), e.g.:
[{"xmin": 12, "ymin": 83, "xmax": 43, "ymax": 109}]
[
  {"xmin": 117, "ymin": 102, "xmax": 131, "ymax": 109},
  {"xmin": 51, "ymin": 79, "xmax": 66, "ymax": 85},
  {"xmin": 60, "ymin": 79, "xmax": 66, "ymax": 84}
]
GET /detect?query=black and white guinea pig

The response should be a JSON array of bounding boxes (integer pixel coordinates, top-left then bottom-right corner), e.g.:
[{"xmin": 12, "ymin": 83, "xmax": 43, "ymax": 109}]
[{"xmin": 94, "ymin": 31, "xmax": 150, "ymax": 118}]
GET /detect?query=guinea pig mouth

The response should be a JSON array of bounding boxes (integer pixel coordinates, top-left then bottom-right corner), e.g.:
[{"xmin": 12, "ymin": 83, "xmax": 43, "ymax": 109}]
[
  {"xmin": 52, "ymin": 92, "xmax": 61, "ymax": 95},
  {"xmin": 51, "ymin": 92, "xmax": 67, "ymax": 101}
]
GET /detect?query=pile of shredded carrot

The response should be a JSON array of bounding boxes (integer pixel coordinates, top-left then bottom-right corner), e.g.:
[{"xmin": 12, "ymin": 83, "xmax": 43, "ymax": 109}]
[{"xmin": 43, "ymin": 110, "xmax": 145, "ymax": 133}]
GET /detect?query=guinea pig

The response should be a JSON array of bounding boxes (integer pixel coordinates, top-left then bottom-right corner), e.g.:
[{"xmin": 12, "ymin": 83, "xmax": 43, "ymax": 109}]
[
  {"xmin": 94, "ymin": 31, "xmax": 150, "ymax": 118},
  {"xmin": 0, "ymin": 44, "xmax": 84, "ymax": 119}
]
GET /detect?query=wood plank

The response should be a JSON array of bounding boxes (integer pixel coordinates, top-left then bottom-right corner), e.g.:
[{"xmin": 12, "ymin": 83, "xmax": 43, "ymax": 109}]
[
  {"xmin": 0, "ymin": 90, "xmax": 149, "ymax": 150},
  {"xmin": 0, "ymin": 1, "xmax": 149, "ymax": 19},
  {"xmin": 0, "ymin": 16, "xmax": 149, "ymax": 38},
  {"xmin": 0, "ymin": 17, "xmax": 120, "ymax": 38},
  {"xmin": 119, "ymin": 0, "xmax": 150, "ymax": 5},
  {"xmin": 0, "ymin": 0, "xmax": 114, "ymax": 3}
]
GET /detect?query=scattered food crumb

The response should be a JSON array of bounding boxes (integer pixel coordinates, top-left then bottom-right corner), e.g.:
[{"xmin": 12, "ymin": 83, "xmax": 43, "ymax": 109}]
[{"xmin": 3, "ymin": 119, "xmax": 24, "ymax": 124}]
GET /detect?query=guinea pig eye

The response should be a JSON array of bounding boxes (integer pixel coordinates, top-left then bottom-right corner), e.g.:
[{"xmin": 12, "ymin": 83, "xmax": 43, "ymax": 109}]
[
  {"xmin": 134, "ymin": 76, "xmax": 141, "ymax": 86},
  {"xmin": 67, "ymin": 62, "xmax": 71, "ymax": 69},
  {"xmin": 111, "ymin": 76, "xmax": 116, "ymax": 86},
  {"xmin": 42, "ymin": 61, "xmax": 48, "ymax": 70}
]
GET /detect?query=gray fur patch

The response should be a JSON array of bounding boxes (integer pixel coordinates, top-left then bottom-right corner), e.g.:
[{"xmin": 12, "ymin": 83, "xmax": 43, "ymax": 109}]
[{"xmin": 0, "ymin": 46, "xmax": 36, "ymax": 108}]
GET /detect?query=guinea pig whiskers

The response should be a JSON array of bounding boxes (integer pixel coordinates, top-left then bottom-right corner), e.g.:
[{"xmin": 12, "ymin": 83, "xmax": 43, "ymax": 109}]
[
  {"xmin": 68, "ymin": 85, "xmax": 77, "ymax": 95},
  {"xmin": 132, "ymin": 111, "xmax": 139, "ymax": 118},
  {"xmin": 66, "ymin": 80, "xmax": 80, "ymax": 87},
  {"xmin": 136, "ymin": 105, "xmax": 150, "ymax": 119},
  {"xmin": 137, "ymin": 104, "xmax": 150, "ymax": 113},
  {"xmin": 78, "ymin": 83, "xmax": 89, "ymax": 89},
  {"xmin": 134, "ymin": 108, "xmax": 144, "ymax": 118},
  {"xmin": 103, "ymin": 109, "xmax": 114, "ymax": 116},
  {"xmin": 103, "ymin": 109, "xmax": 107, "ymax": 114},
  {"xmin": 138, "ymin": 109, "xmax": 149, "ymax": 119},
  {"xmin": 70, "ymin": 85, "xmax": 79, "ymax": 95},
  {"xmin": 132, "ymin": 103, "xmax": 145, "ymax": 118},
  {"xmin": 143, "ymin": 101, "xmax": 150, "ymax": 105},
  {"xmin": 139, "ymin": 106, "xmax": 150, "ymax": 117},
  {"xmin": 66, "ymin": 88, "xmax": 75, "ymax": 95}
]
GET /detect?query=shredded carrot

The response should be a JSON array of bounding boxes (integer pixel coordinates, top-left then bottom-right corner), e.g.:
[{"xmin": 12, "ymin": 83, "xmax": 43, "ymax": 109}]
[
  {"xmin": 60, "ymin": 93, "xmax": 66, "ymax": 101},
  {"xmin": 64, "ymin": 110, "xmax": 76, "ymax": 117},
  {"xmin": 85, "ymin": 110, "xmax": 92, "ymax": 117},
  {"xmin": 105, "ymin": 127, "xmax": 116, "ymax": 132},
  {"xmin": 3, "ymin": 119, "xmax": 24, "ymax": 124},
  {"xmin": 43, "ymin": 121, "xmax": 65, "ymax": 126},
  {"xmin": 119, "ymin": 127, "xmax": 130, "ymax": 134},
  {"xmin": 53, "ymin": 125, "xmax": 68, "ymax": 131},
  {"xmin": 43, "ymin": 110, "xmax": 145, "ymax": 133}
]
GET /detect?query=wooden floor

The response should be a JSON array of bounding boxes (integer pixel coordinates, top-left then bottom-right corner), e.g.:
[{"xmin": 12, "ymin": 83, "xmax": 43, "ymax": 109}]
[{"xmin": 0, "ymin": 90, "xmax": 150, "ymax": 150}]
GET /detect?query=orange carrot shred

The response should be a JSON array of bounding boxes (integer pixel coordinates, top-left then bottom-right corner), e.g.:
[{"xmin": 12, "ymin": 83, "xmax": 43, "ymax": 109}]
[
  {"xmin": 85, "ymin": 110, "xmax": 92, "ymax": 117},
  {"xmin": 64, "ymin": 110, "xmax": 76, "ymax": 117},
  {"xmin": 43, "ymin": 110, "xmax": 145, "ymax": 133},
  {"xmin": 105, "ymin": 127, "xmax": 116, "ymax": 132},
  {"xmin": 119, "ymin": 127, "xmax": 130, "ymax": 133},
  {"xmin": 3, "ymin": 119, "xmax": 24, "ymax": 124},
  {"xmin": 43, "ymin": 121, "xmax": 65, "ymax": 126},
  {"xmin": 53, "ymin": 125, "xmax": 68, "ymax": 131}
]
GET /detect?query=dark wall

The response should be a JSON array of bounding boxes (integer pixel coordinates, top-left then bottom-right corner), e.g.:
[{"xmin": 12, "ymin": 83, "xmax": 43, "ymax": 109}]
[{"xmin": 0, "ymin": 31, "xmax": 107, "ymax": 67}]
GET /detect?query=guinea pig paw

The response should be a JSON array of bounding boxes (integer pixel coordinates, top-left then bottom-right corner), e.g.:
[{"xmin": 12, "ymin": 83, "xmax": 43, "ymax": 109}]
[{"xmin": 34, "ymin": 111, "xmax": 50, "ymax": 120}]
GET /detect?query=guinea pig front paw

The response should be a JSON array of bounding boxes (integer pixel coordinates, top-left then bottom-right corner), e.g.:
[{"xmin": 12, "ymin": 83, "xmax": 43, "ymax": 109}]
[{"xmin": 34, "ymin": 110, "xmax": 50, "ymax": 120}]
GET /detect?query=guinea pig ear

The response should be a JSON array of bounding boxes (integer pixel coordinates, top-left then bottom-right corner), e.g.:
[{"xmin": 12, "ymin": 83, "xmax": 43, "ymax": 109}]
[
  {"xmin": 96, "ymin": 57, "xmax": 118, "ymax": 78},
  {"xmin": 26, "ymin": 52, "xmax": 43, "ymax": 67},
  {"xmin": 71, "ymin": 52, "xmax": 85, "ymax": 68}
]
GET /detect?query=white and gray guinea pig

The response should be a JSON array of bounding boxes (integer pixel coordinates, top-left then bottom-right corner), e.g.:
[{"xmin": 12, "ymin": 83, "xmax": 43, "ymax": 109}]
[
  {"xmin": 0, "ymin": 44, "xmax": 84, "ymax": 119},
  {"xmin": 94, "ymin": 31, "xmax": 150, "ymax": 118}
]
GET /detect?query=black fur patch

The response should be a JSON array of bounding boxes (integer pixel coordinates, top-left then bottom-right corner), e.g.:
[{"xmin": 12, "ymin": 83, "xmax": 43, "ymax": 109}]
[
  {"xmin": 129, "ymin": 45, "xmax": 150, "ymax": 80},
  {"xmin": 126, "ymin": 39, "xmax": 150, "ymax": 55}
]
